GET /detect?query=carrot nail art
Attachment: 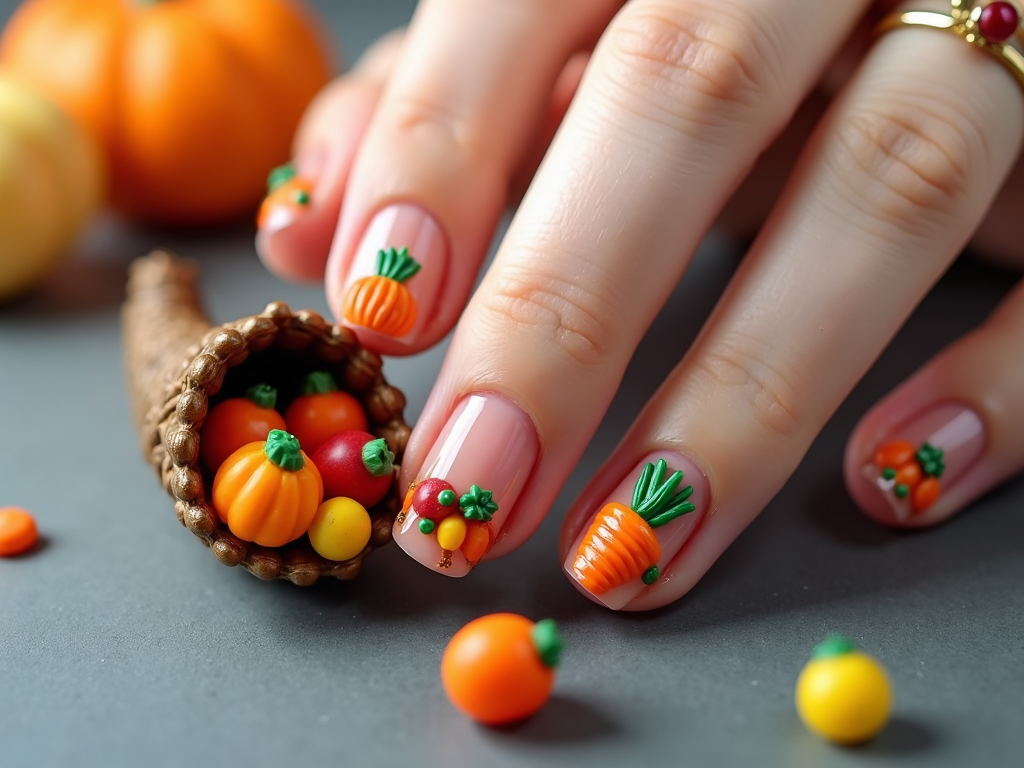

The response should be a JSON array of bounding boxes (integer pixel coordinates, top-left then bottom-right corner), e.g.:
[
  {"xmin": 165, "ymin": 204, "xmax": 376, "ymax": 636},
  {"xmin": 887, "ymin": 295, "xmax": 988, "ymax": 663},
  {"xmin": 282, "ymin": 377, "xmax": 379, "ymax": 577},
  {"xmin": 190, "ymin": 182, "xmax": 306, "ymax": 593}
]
[{"xmin": 342, "ymin": 246, "xmax": 421, "ymax": 336}]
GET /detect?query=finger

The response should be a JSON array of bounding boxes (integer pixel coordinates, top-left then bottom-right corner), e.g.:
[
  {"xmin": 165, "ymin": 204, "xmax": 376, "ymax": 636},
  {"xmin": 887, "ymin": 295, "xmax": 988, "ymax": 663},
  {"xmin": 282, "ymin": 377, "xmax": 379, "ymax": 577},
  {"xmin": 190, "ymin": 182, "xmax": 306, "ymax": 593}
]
[
  {"xmin": 324, "ymin": 0, "xmax": 619, "ymax": 354},
  {"xmin": 560, "ymin": 4, "xmax": 1023, "ymax": 610},
  {"xmin": 846, "ymin": 277, "xmax": 1024, "ymax": 528},
  {"xmin": 392, "ymin": 0, "xmax": 872, "ymax": 577},
  {"xmin": 256, "ymin": 30, "xmax": 404, "ymax": 283}
]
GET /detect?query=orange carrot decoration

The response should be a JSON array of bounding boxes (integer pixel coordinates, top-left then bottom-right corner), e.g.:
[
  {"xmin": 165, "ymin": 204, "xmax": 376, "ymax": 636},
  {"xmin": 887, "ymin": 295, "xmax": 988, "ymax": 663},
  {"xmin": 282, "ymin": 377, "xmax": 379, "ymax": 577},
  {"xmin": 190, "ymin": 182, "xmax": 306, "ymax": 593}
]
[
  {"xmin": 572, "ymin": 459, "xmax": 694, "ymax": 594},
  {"xmin": 342, "ymin": 247, "xmax": 421, "ymax": 337},
  {"xmin": 256, "ymin": 164, "xmax": 312, "ymax": 229},
  {"xmin": 874, "ymin": 440, "xmax": 945, "ymax": 513}
]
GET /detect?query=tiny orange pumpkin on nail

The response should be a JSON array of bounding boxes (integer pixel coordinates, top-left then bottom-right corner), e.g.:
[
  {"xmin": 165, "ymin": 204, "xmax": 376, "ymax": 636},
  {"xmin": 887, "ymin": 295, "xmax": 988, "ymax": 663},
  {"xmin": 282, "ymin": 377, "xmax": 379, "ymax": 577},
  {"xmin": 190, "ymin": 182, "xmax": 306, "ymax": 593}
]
[{"xmin": 342, "ymin": 246, "xmax": 421, "ymax": 337}]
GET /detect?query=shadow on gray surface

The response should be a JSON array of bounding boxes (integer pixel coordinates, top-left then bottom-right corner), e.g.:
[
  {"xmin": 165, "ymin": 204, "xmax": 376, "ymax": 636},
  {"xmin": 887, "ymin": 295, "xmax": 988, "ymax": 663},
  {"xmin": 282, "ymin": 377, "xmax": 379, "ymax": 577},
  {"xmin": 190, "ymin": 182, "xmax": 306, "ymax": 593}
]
[
  {"xmin": 862, "ymin": 717, "xmax": 941, "ymax": 756},
  {"xmin": 483, "ymin": 696, "xmax": 621, "ymax": 745}
]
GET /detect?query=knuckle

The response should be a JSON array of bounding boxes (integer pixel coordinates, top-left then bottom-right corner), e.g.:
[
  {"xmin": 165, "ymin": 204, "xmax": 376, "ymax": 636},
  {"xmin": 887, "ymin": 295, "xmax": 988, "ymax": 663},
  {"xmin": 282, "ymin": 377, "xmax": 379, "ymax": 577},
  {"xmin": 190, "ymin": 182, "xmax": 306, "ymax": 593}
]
[
  {"xmin": 600, "ymin": 1, "xmax": 781, "ymax": 124},
  {"xmin": 387, "ymin": 92, "xmax": 486, "ymax": 166},
  {"xmin": 831, "ymin": 102, "xmax": 979, "ymax": 232},
  {"xmin": 692, "ymin": 333, "xmax": 805, "ymax": 444},
  {"xmin": 479, "ymin": 259, "xmax": 617, "ymax": 371}
]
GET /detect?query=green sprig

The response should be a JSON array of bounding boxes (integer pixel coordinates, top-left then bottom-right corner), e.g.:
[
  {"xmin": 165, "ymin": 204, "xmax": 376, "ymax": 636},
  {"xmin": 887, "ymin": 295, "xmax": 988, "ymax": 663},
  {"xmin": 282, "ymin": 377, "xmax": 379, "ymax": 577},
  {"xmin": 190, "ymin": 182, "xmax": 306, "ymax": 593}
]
[
  {"xmin": 375, "ymin": 247, "xmax": 421, "ymax": 284},
  {"xmin": 916, "ymin": 443, "xmax": 945, "ymax": 478},
  {"xmin": 460, "ymin": 485, "xmax": 498, "ymax": 522},
  {"xmin": 630, "ymin": 459, "xmax": 695, "ymax": 529},
  {"xmin": 266, "ymin": 163, "xmax": 296, "ymax": 193}
]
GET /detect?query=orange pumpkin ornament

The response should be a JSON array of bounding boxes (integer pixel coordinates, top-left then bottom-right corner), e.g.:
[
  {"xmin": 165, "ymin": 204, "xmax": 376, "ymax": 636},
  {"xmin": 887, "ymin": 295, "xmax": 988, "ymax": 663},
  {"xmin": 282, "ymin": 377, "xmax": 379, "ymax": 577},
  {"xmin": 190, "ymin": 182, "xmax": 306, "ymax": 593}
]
[
  {"xmin": 343, "ymin": 247, "xmax": 421, "ymax": 337},
  {"xmin": 212, "ymin": 429, "xmax": 323, "ymax": 547},
  {"xmin": 0, "ymin": 0, "xmax": 332, "ymax": 224},
  {"xmin": 256, "ymin": 163, "xmax": 312, "ymax": 229}
]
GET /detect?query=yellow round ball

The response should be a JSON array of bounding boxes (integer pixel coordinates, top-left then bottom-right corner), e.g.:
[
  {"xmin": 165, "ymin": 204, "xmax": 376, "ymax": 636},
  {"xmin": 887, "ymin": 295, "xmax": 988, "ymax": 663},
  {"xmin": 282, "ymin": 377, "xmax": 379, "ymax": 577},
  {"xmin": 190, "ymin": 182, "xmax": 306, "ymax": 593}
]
[
  {"xmin": 307, "ymin": 497, "xmax": 372, "ymax": 562},
  {"xmin": 796, "ymin": 642, "xmax": 892, "ymax": 744}
]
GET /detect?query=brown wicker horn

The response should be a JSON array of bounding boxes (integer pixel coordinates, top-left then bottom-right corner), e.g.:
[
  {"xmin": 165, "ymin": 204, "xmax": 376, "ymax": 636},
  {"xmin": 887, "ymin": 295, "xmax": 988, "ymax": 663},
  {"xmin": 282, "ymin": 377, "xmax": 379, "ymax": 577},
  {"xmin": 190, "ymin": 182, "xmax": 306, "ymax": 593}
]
[{"xmin": 122, "ymin": 249, "xmax": 410, "ymax": 586}]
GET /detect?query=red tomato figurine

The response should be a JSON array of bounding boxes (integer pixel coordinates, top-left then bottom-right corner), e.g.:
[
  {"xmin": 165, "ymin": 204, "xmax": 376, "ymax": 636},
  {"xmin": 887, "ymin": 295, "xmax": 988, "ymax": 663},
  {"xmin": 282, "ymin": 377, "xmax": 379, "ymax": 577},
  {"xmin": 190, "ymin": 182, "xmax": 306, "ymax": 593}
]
[
  {"xmin": 311, "ymin": 431, "xmax": 395, "ymax": 508},
  {"xmin": 200, "ymin": 384, "xmax": 286, "ymax": 472},
  {"xmin": 412, "ymin": 478, "xmax": 459, "ymax": 521},
  {"xmin": 284, "ymin": 371, "xmax": 368, "ymax": 454}
]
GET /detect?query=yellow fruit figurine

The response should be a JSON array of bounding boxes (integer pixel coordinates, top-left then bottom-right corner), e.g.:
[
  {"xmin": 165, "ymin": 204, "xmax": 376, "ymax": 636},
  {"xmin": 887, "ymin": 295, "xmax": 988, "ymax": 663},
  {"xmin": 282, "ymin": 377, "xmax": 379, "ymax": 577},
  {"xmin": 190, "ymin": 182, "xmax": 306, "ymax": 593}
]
[
  {"xmin": 796, "ymin": 635, "xmax": 893, "ymax": 744},
  {"xmin": 0, "ymin": 75, "xmax": 103, "ymax": 301},
  {"xmin": 307, "ymin": 497, "xmax": 372, "ymax": 562}
]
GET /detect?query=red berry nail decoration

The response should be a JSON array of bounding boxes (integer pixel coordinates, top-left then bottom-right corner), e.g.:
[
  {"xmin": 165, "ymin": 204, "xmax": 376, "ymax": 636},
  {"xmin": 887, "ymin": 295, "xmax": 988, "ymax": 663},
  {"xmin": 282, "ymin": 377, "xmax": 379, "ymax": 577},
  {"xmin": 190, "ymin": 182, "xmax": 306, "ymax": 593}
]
[
  {"xmin": 978, "ymin": 1, "xmax": 1020, "ymax": 43},
  {"xmin": 874, "ymin": 440, "xmax": 945, "ymax": 514}
]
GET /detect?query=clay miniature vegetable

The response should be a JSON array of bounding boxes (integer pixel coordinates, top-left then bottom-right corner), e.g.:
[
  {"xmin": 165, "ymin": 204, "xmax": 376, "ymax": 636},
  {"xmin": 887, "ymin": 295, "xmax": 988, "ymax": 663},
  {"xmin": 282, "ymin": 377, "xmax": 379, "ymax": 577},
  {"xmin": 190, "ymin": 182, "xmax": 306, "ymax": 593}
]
[
  {"xmin": 306, "ymin": 497, "xmax": 371, "ymax": 562},
  {"xmin": 200, "ymin": 384, "xmax": 286, "ymax": 472},
  {"xmin": 441, "ymin": 614, "xmax": 564, "ymax": 725},
  {"xmin": 256, "ymin": 163, "xmax": 312, "ymax": 228},
  {"xmin": 311, "ymin": 431, "xmax": 394, "ymax": 508},
  {"xmin": 212, "ymin": 429, "xmax": 323, "ymax": 547},
  {"xmin": 411, "ymin": 478, "xmax": 458, "ymax": 522},
  {"xmin": 0, "ymin": 75, "xmax": 102, "ymax": 301},
  {"xmin": 460, "ymin": 520, "xmax": 494, "ymax": 568},
  {"xmin": 0, "ymin": 506, "xmax": 38, "ymax": 556},
  {"xmin": 342, "ymin": 247, "xmax": 421, "ymax": 336},
  {"xmin": 796, "ymin": 635, "xmax": 892, "ymax": 744},
  {"xmin": 874, "ymin": 440, "xmax": 945, "ymax": 513},
  {"xmin": 284, "ymin": 372, "xmax": 368, "ymax": 454},
  {"xmin": 0, "ymin": 0, "xmax": 331, "ymax": 224},
  {"xmin": 572, "ymin": 459, "xmax": 694, "ymax": 594}
]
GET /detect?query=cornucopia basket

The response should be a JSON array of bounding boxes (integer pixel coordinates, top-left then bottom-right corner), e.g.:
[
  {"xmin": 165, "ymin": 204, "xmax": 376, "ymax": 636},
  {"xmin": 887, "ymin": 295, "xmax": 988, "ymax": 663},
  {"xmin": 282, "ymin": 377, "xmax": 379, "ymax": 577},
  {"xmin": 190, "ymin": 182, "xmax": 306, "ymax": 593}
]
[{"xmin": 122, "ymin": 250, "xmax": 410, "ymax": 585}]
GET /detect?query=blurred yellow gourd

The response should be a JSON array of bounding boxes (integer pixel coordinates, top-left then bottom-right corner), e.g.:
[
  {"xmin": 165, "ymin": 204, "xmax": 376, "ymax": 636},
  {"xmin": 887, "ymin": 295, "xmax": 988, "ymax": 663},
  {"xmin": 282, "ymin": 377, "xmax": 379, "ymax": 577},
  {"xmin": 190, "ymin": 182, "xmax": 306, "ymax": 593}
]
[{"xmin": 0, "ymin": 75, "xmax": 102, "ymax": 301}]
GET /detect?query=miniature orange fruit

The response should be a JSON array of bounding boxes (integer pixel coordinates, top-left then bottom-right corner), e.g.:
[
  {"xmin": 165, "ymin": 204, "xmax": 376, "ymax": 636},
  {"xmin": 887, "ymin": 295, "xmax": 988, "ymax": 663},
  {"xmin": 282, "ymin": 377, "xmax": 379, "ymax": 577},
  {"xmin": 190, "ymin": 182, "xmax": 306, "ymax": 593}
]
[
  {"xmin": 441, "ymin": 614, "xmax": 564, "ymax": 725},
  {"xmin": 0, "ymin": 507, "xmax": 38, "ymax": 556},
  {"xmin": 343, "ymin": 247, "xmax": 421, "ymax": 337},
  {"xmin": 284, "ymin": 371, "xmax": 367, "ymax": 454},
  {"xmin": 200, "ymin": 384, "xmax": 286, "ymax": 472},
  {"xmin": 256, "ymin": 163, "xmax": 312, "ymax": 228}
]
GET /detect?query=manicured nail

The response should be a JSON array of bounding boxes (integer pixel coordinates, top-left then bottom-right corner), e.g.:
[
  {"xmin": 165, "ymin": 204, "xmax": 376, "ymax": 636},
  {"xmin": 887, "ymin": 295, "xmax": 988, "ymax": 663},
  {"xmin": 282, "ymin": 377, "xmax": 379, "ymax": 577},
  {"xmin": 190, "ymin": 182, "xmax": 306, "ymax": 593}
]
[
  {"xmin": 339, "ymin": 204, "xmax": 447, "ymax": 344},
  {"xmin": 256, "ymin": 152, "xmax": 322, "ymax": 233},
  {"xmin": 563, "ymin": 451, "xmax": 710, "ymax": 610},
  {"xmin": 859, "ymin": 403, "xmax": 985, "ymax": 523},
  {"xmin": 393, "ymin": 393, "xmax": 539, "ymax": 577}
]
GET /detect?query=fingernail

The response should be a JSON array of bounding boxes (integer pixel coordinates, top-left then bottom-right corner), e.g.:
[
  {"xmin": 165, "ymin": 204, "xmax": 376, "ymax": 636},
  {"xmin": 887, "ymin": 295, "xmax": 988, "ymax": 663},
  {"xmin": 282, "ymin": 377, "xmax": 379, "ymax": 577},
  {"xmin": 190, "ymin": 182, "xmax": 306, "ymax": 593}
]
[
  {"xmin": 256, "ymin": 152, "xmax": 323, "ymax": 234},
  {"xmin": 393, "ymin": 393, "xmax": 539, "ymax": 577},
  {"xmin": 339, "ymin": 204, "xmax": 447, "ymax": 344},
  {"xmin": 859, "ymin": 403, "xmax": 986, "ymax": 523},
  {"xmin": 563, "ymin": 451, "xmax": 710, "ymax": 610}
]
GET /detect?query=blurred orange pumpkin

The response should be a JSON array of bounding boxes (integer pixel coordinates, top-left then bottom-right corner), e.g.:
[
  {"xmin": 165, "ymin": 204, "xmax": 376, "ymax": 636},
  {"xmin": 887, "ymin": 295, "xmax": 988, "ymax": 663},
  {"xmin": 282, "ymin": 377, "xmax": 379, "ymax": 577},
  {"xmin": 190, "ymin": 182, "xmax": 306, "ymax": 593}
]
[{"xmin": 0, "ymin": 0, "xmax": 332, "ymax": 224}]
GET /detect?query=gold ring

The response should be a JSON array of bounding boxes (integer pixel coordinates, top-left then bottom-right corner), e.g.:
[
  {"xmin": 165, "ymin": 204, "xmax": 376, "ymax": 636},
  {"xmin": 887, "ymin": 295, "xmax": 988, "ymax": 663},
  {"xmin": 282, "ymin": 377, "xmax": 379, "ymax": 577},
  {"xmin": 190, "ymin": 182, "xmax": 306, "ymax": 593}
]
[{"xmin": 876, "ymin": 1, "xmax": 1024, "ymax": 91}]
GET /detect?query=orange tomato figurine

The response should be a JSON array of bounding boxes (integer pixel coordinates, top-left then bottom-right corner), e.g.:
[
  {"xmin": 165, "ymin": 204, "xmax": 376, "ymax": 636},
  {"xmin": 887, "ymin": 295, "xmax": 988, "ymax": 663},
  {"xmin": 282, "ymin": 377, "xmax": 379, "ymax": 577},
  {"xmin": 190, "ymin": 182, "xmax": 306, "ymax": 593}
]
[
  {"xmin": 441, "ymin": 614, "xmax": 564, "ymax": 725},
  {"xmin": 0, "ymin": 507, "xmax": 38, "ymax": 556},
  {"xmin": 200, "ymin": 384, "xmax": 286, "ymax": 472},
  {"xmin": 284, "ymin": 371, "xmax": 368, "ymax": 454}
]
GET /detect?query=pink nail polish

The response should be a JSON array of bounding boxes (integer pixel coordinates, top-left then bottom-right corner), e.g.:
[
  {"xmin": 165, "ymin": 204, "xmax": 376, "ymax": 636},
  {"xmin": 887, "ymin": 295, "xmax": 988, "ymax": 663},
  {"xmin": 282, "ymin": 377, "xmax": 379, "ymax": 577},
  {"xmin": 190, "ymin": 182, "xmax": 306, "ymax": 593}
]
[
  {"xmin": 393, "ymin": 393, "xmax": 539, "ymax": 577},
  {"xmin": 563, "ymin": 451, "xmax": 709, "ymax": 610},
  {"xmin": 858, "ymin": 403, "xmax": 986, "ymax": 523},
  {"xmin": 340, "ymin": 204, "xmax": 447, "ymax": 344}
]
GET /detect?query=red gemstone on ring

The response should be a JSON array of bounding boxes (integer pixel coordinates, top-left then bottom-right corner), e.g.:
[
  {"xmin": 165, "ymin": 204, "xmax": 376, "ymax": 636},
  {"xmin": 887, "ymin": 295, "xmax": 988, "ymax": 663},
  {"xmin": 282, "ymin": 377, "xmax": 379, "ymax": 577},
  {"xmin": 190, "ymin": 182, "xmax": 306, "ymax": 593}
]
[{"xmin": 979, "ymin": 2, "xmax": 1020, "ymax": 43}]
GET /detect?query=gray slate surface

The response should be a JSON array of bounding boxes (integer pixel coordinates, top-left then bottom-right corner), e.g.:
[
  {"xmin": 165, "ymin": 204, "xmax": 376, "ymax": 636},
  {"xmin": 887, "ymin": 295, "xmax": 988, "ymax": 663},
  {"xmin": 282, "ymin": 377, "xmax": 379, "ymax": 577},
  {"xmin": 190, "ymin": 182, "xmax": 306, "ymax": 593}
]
[{"xmin": 1, "ymin": 2, "xmax": 1022, "ymax": 766}]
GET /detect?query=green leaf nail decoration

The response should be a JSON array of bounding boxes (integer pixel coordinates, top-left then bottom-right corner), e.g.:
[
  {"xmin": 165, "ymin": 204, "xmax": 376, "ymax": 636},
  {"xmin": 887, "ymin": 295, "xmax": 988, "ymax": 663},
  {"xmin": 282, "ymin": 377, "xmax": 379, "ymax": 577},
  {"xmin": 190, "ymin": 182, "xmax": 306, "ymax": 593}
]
[
  {"xmin": 630, "ymin": 458, "xmax": 695, "ymax": 529},
  {"xmin": 267, "ymin": 163, "xmax": 296, "ymax": 193},
  {"xmin": 375, "ymin": 246, "xmax": 421, "ymax": 284},
  {"xmin": 916, "ymin": 443, "xmax": 945, "ymax": 478},
  {"xmin": 460, "ymin": 485, "xmax": 498, "ymax": 522}
]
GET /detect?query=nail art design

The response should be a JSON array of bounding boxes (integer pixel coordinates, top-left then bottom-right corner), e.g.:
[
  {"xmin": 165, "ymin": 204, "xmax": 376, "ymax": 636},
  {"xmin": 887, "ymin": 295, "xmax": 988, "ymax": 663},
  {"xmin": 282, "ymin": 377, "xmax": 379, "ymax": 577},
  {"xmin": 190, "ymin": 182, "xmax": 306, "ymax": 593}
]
[
  {"xmin": 342, "ymin": 246, "xmax": 421, "ymax": 337},
  {"xmin": 393, "ymin": 394, "xmax": 539, "ymax": 577},
  {"xmin": 871, "ymin": 440, "xmax": 945, "ymax": 516},
  {"xmin": 411, "ymin": 479, "xmax": 497, "ymax": 569},
  {"xmin": 572, "ymin": 459, "xmax": 694, "ymax": 594},
  {"xmin": 256, "ymin": 163, "xmax": 313, "ymax": 229}
]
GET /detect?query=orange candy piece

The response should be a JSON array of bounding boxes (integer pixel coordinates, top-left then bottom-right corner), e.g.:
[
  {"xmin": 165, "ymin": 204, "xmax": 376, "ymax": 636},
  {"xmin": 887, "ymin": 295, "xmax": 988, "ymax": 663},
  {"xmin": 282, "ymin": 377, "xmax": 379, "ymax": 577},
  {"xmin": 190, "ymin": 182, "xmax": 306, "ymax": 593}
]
[
  {"xmin": 441, "ymin": 614, "xmax": 560, "ymax": 725},
  {"xmin": 894, "ymin": 462, "xmax": 922, "ymax": 491},
  {"xmin": 912, "ymin": 477, "xmax": 941, "ymax": 513},
  {"xmin": 0, "ymin": 507, "xmax": 38, "ymax": 556}
]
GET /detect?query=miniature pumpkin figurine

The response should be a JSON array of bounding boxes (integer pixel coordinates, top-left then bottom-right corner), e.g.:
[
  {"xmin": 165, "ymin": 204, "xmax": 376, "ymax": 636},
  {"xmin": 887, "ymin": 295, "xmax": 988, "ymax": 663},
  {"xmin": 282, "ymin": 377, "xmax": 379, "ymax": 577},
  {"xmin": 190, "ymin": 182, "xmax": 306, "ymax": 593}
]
[
  {"xmin": 0, "ymin": 0, "xmax": 331, "ymax": 223},
  {"xmin": 212, "ymin": 429, "xmax": 323, "ymax": 547},
  {"xmin": 256, "ymin": 163, "xmax": 312, "ymax": 229}
]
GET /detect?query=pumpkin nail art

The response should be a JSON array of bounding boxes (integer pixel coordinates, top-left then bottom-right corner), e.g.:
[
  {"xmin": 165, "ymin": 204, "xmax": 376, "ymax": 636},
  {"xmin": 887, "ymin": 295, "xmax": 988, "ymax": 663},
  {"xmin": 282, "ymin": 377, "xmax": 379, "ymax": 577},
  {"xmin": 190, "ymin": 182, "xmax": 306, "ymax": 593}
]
[
  {"xmin": 339, "ymin": 204, "xmax": 447, "ymax": 343},
  {"xmin": 257, "ymin": 163, "xmax": 314, "ymax": 230}
]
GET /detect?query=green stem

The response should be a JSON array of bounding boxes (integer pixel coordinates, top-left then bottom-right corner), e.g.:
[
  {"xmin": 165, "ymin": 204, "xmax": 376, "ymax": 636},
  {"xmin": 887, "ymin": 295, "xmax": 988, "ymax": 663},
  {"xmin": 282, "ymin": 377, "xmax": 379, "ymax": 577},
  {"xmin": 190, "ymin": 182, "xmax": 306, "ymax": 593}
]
[
  {"xmin": 812, "ymin": 634, "xmax": 857, "ymax": 660},
  {"xmin": 374, "ymin": 247, "xmax": 421, "ymax": 283},
  {"xmin": 629, "ymin": 458, "xmax": 696, "ymax": 528},
  {"xmin": 531, "ymin": 619, "xmax": 565, "ymax": 669},
  {"xmin": 361, "ymin": 438, "xmax": 395, "ymax": 478},
  {"xmin": 245, "ymin": 384, "xmax": 277, "ymax": 410},
  {"xmin": 302, "ymin": 371, "xmax": 337, "ymax": 395},
  {"xmin": 264, "ymin": 430, "xmax": 304, "ymax": 471}
]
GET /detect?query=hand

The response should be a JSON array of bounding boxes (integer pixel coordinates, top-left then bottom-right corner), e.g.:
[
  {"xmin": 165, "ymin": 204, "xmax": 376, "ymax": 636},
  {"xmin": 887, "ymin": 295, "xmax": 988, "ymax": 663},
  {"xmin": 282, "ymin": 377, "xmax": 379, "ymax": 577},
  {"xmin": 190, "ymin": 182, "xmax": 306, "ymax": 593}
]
[{"xmin": 257, "ymin": 0, "xmax": 1024, "ymax": 610}]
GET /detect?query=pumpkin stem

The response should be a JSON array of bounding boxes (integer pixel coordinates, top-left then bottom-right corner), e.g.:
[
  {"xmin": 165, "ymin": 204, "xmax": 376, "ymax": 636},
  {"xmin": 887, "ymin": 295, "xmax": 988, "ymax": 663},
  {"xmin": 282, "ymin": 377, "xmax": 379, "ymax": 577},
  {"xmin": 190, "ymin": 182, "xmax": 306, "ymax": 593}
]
[
  {"xmin": 811, "ymin": 634, "xmax": 857, "ymax": 660},
  {"xmin": 266, "ymin": 163, "xmax": 296, "ymax": 193},
  {"xmin": 264, "ymin": 429, "xmax": 304, "ymax": 471},
  {"xmin": 531, "ymin": 619, "xmax": 565, "ymax": 669},
  {"xmin": 361, "ymin": 438, "xmax": 395, "ymax": 478},
  {"xmin": 245, "ymin": 384, "xmax": 277, "ymax": 409},
  {"xmin": 375, "ymin": 247, "xmax": 421, "ymax": 283},
  {"xmin": 302, "ymin": 371, "xmax": 337, "ymax": 395}
]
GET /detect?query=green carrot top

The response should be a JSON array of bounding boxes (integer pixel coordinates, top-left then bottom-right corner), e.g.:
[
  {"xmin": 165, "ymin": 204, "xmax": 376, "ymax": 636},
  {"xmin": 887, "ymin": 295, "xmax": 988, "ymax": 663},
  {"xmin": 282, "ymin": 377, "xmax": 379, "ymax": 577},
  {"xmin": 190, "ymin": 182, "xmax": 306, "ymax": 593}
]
[
  {"xmin": 266, "ymin": 163, "xmax": 296, "ymax": 193},
  {"xmin": 631, "ymin": 459, "xmax": 695, "ymax": 528},
  {"xmin": 916, "ymin": 443, "xmax": 945, "ymax": 478},
  {"xmin": 375, "ymin": 247, "xmax": 421, "ymax": 284}
]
